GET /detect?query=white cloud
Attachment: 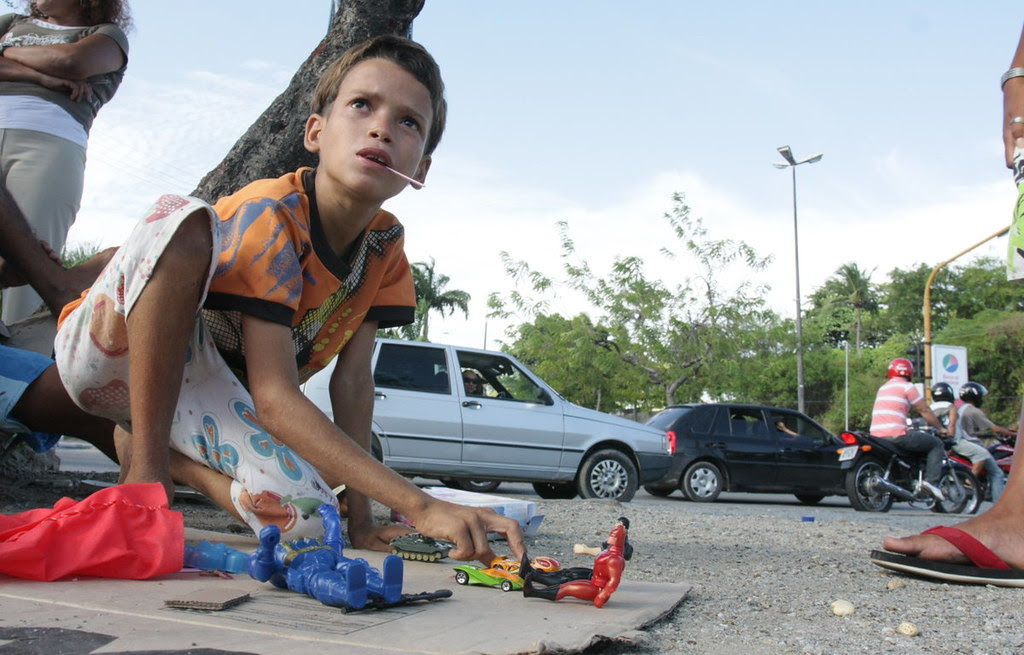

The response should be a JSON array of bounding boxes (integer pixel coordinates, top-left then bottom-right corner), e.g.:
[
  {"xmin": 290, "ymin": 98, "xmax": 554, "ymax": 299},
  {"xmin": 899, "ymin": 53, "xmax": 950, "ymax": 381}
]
[{"xmin": 397, "ymin": 162, "xmax": 1018, "ymax": 349}]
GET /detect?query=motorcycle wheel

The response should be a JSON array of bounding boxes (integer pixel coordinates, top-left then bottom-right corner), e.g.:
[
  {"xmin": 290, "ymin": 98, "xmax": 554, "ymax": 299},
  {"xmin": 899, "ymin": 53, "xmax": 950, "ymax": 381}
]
[
  {"xmin": 844, "ymin": 458, "xmax": 894, "ymax": 512},
  {"xmin": 933, "ymin": 468, "xmax": 981, "ymax": 515}
]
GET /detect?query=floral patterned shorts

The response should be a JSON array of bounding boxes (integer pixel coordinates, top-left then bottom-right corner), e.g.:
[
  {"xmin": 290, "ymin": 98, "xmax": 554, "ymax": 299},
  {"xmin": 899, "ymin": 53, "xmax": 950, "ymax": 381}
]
[{"xmin": 54, "ymin": 195, "xmax": 336, "ymax": 539}]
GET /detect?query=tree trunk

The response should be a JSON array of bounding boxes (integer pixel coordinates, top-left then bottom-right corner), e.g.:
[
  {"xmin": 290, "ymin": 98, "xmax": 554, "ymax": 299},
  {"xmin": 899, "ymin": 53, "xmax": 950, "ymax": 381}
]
[{"xmin": 191, "ymin": 0, "xmax": 425, "ymax": 202}]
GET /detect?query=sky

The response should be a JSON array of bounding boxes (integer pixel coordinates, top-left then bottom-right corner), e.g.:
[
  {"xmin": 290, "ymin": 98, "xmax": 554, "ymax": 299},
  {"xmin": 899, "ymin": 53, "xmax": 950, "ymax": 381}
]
[{"xmin": 57, "ymin": 1, "xmax": 1024, "ymax": 349}]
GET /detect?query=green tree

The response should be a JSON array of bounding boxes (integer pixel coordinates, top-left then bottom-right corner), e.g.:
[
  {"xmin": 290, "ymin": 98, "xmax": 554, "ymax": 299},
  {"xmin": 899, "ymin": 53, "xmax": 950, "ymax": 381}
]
[
  {"xmin": 808, "ymin": 262, "xmax": 880, "ymax": 353},
  {"xmin": 411, "ymin": 257, "xmax": 470, "ymax": 341},
  {"xmin": 879, "ymin": 257, "xmax": 1024, "ymax": 337},
  {"xmin": 935, "ymin": 309, "xmax": 1024, "ymax": 425},
  {"xmin": 378, "ymin": 258, "xmax": 471, "ymax": 342},
  {"xmin": 492, "ymin": 193, "xmax": 774, "ymax": 408},
  {"xmin": 506, "ymin": 313, "xmax": 649, "ymax": 412}
]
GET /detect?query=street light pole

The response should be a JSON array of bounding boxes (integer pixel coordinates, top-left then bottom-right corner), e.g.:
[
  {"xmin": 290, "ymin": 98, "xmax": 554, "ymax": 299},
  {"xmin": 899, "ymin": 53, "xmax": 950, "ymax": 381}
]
[{"xmin": 774, "ymin": 146, "xmax": 822, "ymax": 415}]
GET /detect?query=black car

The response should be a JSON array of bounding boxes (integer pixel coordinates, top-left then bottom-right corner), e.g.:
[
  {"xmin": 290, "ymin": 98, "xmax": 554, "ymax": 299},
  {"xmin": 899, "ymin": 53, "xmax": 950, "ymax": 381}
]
[{"xmin": 643, "ymin": 403, "xmax": 853, "ymax": 504}]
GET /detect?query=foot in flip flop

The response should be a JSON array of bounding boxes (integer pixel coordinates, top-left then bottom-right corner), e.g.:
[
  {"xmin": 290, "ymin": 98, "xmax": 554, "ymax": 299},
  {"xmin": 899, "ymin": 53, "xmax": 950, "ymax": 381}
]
[{"xmin": 871, "ymin": 526, "xmax": 1024, "ymax": 587}]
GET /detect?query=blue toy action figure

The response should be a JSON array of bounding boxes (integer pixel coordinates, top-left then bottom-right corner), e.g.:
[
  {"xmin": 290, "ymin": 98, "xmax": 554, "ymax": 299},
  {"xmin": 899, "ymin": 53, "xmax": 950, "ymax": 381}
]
[{"xmin": 248, "ymin": 504, "xmax": 403, "ymax": 610}]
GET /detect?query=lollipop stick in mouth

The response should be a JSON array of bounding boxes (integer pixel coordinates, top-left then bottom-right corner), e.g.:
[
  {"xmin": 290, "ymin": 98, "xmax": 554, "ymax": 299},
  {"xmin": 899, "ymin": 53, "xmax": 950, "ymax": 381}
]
[{"xmin": 384, "ymin": 165, "xmax": 424, "ymax": 189}]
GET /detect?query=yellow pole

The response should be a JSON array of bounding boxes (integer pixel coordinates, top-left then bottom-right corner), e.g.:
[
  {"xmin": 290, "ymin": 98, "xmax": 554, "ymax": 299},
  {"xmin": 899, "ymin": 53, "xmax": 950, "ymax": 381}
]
[{"xmin": 923, "ymin": 225, "xmax": 1010, "ymax": 397}]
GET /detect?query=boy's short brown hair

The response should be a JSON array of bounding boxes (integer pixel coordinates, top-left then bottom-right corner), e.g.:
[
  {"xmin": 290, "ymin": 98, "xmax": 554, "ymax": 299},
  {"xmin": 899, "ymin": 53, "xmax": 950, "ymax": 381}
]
[{"xmin": 312, "ymin": 34, "xmax": 447, "ymax": 156}]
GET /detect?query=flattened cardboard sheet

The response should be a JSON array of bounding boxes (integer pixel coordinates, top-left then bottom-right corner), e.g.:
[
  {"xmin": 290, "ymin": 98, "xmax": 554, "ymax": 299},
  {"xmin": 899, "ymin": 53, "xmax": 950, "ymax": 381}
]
[{"xmin": 0, "ymin": 528, "xmax": 689, "ymax": 655}]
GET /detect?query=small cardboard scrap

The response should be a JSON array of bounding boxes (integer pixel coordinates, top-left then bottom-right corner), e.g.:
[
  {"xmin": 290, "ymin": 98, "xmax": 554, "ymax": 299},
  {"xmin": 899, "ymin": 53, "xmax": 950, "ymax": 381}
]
[{"xmin": 164, "ymin": 587, "xmax": 251, "ymax": 611}]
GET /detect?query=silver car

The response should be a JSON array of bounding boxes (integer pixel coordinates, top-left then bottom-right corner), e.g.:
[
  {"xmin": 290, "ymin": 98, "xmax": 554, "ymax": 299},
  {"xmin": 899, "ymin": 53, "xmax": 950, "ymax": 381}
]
[{"xmin": 303, "ymin": 338, "xmax": 672, "ymax": 502}]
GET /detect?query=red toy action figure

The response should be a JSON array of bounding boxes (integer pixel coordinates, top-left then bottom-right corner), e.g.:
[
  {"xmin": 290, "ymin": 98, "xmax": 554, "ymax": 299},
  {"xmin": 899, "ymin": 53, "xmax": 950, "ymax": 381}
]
[{"xmin": 521, "ymin": 517, "xmax": 629, "ymax": 608}]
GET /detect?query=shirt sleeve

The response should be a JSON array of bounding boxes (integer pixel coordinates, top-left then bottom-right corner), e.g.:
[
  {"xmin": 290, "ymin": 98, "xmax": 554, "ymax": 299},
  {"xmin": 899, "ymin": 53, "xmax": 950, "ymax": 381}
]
[
  {"xmin": 966, "ymin": 408, "xmax": 996, "ymax": 434},
  {"xmin": 365, "ymin": 232, "xmax": 415, "ymax": 328},
  {"xmin": 900, "ymin": 382, "xmax": 922, "ymax": 406},
  {"xmin": 206, "ymin": 193, "xmax": 310, "ymax": 326},
  {"xmin": 90, "ymin": 23, "xmax": 128, "ymax": 59},
  {"xmin": 0, "ymin": 14, "xmax": 17, "ymax": 38}
]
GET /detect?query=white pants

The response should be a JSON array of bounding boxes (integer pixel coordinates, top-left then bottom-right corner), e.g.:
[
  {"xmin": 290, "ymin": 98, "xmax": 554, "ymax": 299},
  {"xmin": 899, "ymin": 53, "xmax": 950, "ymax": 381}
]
[{"xmin": 54, "ymin": 195, "xmax": 337, "ymax": 538}]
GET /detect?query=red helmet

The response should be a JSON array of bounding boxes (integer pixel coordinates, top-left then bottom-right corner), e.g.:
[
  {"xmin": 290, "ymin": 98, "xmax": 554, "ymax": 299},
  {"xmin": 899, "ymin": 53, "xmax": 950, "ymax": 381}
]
[{"xmin": 887, "ymin": 358, "xmax": 914, "ymax": 379}]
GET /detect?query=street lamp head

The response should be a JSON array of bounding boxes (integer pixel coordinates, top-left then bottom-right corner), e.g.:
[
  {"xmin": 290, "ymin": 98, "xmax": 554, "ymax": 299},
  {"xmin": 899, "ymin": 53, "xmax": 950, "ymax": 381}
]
[
  {"xmin": 772, "ymin": 162, "xmax": 789, "ymax": 169},
  {"xmin": 801, "ymin": 153, "xmax": 824, "ymax": 165},
  {"xmin": 777, "ymin": 145, "xmax": 796, "ymax": 165}
]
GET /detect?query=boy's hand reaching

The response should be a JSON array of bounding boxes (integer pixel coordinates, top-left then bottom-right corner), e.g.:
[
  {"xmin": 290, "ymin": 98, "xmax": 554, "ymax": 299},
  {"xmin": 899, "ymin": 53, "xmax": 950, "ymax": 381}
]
[
  {"xmin": 347, "ymin": 520, "xmax": 413, "ymax": 552},
  {"xmin": 412, "ymin": 499, "xmax": 525, "ymax": 566}
]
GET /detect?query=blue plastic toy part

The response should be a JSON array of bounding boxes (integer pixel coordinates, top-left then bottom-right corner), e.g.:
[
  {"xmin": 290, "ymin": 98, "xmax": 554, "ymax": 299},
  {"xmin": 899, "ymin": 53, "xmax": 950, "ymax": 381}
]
[
  {"xmin": 184, "ymin": 540, "xmax": 250, "ymax": 573},
  {"xmin": 247, "ymin": 503, "xmax": 404, "ymax": 610}
]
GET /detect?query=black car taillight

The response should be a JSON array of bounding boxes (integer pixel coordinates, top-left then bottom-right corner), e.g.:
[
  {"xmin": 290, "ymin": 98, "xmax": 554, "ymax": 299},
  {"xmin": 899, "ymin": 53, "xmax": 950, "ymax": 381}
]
[
  {"xmin": 666, "ymin": 430, "xmax": 677, "ymax": 454},
  {"xmin": 839, "ymin": 431, "xmax": 859, "ymax": 445}
]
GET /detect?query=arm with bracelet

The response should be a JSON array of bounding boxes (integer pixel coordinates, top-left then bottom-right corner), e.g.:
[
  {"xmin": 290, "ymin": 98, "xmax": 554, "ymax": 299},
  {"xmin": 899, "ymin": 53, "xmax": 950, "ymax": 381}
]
[{"xmin": 1002, "ymin": 24, "xmax": 1024, "ymax": 167}]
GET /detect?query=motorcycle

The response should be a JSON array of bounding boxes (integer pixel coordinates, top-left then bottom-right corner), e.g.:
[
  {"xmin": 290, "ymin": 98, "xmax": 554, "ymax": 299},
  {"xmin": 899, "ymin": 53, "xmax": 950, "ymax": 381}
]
[
  {"xmin": 946, "ymin": 432, "xmax": 1014, "ymax": 502},
  {"xmin": 839, "ymin": 429, "xmax": 981, "ymax": 514}
]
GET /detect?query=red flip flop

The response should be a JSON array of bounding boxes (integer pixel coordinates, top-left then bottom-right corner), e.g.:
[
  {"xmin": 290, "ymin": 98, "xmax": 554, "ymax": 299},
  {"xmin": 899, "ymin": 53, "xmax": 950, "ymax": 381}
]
[{"xmin": 870, "ymin": 526, "xmax": 1024, "ymax": 587}]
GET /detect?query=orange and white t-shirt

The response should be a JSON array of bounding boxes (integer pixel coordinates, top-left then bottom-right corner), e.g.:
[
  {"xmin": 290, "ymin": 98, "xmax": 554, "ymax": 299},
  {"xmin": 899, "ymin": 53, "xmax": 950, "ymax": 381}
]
[
  {"xmin": 869, "ymin": 378, "xmax": 921, "ymax": 437},
  {"xmin": 203, "ymin": 168, "xmax": 414, "ymax": 383}
]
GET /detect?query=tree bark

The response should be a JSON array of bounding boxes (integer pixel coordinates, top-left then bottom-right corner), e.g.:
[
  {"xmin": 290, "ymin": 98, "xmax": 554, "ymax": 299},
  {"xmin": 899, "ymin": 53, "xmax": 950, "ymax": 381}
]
[{"xmin": 191, "ymin": 0, "xmax": 425, "ymax": 202}]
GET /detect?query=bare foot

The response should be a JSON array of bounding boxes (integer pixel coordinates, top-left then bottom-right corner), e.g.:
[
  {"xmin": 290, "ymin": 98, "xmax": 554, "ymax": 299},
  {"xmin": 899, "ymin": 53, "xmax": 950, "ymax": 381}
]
[
  {"xmin": 883, "ymin": 507, "xmax": 1024, "ymax": 569},
  {"xmin": 113, "ymin": 426, "xmax": 133, "ymax": 485}
]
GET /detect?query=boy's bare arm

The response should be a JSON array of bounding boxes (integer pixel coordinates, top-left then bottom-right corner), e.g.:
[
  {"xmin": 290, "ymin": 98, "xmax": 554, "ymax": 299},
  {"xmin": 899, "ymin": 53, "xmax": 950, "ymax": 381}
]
[
  {"xmin": 241, "ymin": 314, "xmax": 525, "ymax": 563},
  {"xmin": 327, "ymin": 320, "xmax": 409, "ymax": 549}
]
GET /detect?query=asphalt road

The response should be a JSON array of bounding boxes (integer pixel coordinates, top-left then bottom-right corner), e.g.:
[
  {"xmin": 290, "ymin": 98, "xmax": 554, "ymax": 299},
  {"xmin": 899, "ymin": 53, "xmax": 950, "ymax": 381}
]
[{"xmin": 56, "ymin": 437, "xmax": 988, "ymax": 521}]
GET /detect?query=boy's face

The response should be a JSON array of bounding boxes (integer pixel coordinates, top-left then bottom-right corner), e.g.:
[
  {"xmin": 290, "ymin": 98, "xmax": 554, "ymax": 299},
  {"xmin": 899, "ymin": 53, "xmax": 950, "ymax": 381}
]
[{"xmin": 304, "ymin": 58, "xmax": 434, "ymax": 204}]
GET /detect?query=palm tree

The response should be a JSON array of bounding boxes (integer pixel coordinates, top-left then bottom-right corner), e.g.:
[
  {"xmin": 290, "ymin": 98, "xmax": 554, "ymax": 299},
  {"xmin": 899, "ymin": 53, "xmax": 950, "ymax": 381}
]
[
  {"xmin": 412, "ymin": 258, "xmax": 470, "ymax": 341},
  {"xmin": 836, "ymin": 262, "xmax": 878, "ymax": 355}
]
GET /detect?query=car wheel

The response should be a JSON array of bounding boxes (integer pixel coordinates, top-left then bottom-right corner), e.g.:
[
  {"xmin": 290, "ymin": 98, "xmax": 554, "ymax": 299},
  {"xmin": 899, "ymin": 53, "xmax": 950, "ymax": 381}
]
[
  {"xmin": 577, "ymin": 449, "xmax": 638, "ymax": 502},
  {"xmin": 933, "ymin": 468, "xmax": 981, "ymax": 515},
  {"xmin": 680, "ymin": 461, "xmax": 723, "ymax": 502},
  {"xmin": 844, "ymin": 458, "xmax": 894, "ymax": 512},
  {"xmin": 795, "ymin": 494, "xmax": 825, "ymax": 505},
  {"xmin": 500, "ymin": 579, "xmax": 514, "ymax": 592},
  {"xmin": 457, "ymin": 479, "xmax": 501, "ymax": 493},
  {"xmin": 455, "ymin": 570, "xmax": 470, "ymax": 585},
  {"xmin": 532, "ymin": 482, "xmax": 578, "ymax": 499},
  {"xmin": 371, "ymin": 434, "xmax": 383, "ymax": 462},
  {"xmin": 643, "ymin": 485, "xmax": 675, "ymax": 498}
]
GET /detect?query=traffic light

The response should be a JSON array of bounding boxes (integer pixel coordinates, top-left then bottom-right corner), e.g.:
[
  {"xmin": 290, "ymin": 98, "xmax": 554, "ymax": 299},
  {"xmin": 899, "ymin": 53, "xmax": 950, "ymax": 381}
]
[{"xmin": 906, "ymin": 343, "xmax": 924, "ymax": 380}]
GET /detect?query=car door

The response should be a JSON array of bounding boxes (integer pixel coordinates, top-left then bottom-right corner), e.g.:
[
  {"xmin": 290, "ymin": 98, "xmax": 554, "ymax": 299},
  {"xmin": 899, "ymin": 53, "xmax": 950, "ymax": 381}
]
[
  {"xmin": 771, "ymin": 410, "xmax": 843, "ymax": 489},
  {"xmin": 454, "ymin": 349, "xmax": 565, "ymax": 477},
  {"xmin": 717, "ymin": 406, "xmax": 778, "ymax": 487},
  {"xmin": 371, "ymin": 341, "xmax": 462, "ymax": 472}
]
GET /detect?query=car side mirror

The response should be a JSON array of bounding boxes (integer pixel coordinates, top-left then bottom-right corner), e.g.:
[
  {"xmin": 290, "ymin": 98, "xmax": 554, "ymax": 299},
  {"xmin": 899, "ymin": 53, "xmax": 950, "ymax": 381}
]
[{"xmin": 538, "ymin": 389, "xmax": 554, "ymax": 405}]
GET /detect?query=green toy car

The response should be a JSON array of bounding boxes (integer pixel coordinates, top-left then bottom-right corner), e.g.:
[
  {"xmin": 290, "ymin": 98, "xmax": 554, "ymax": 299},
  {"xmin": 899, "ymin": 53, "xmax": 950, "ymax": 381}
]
[{"xmin": 453, "ymin": 556, "xmax": 560, "ymax": 592}]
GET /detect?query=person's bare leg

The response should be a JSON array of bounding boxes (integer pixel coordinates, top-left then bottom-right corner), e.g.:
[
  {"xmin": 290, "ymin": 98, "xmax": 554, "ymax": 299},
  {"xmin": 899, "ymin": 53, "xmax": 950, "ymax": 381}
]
[
  {"xmin": 118, "ymin": 210, "xmax": 211, "ymax": 504},
  {"xmin": 0, "ymin": 184, "xmax": 115, "ymax": 315},
  {"xmin": 11, "ymin": 364, "xmax": 117, "ymax": 461},
  {"xmin": 169, "ymin": 450, "xmax": 243, "ymax": 522},
  {"xmin": 883, "ymin": 400, "xmax": 1024, "ymax": 568}
]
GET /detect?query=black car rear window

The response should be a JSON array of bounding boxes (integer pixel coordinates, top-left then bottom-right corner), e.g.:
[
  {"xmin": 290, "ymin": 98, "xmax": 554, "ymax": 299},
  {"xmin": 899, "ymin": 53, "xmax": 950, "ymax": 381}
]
[
  {"xmin": 647, "ymin": 406, "xmax": 717, "ymax": 434},
  {"xmin": 647, "ymin": 408, "xmax": 689, "ymax": 430}
]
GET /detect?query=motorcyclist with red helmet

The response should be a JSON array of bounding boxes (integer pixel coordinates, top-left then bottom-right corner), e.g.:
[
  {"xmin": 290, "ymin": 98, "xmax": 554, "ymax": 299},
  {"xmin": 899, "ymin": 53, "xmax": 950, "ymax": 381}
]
[
  {"xmin": 956, "ymin": 381, "xmax": 1013, "ymax": 502},
  {"xmin": 869, "ymin": 358, "xmax": 949, "ymax": 500}
]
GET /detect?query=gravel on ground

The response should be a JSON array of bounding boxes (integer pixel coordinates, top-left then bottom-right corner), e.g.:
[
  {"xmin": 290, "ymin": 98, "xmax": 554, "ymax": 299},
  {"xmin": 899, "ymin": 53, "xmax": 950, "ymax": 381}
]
[{"xmin": 2, "ymin": 465, "xmax": 1021, "ymax": 655}]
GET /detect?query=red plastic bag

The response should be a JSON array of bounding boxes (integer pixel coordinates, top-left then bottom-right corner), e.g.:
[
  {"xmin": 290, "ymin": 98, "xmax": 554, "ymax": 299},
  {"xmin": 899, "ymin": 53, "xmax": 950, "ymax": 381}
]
[{"xmin": 0, "ymin": 482, "xmax": 184, "ymax": 581}]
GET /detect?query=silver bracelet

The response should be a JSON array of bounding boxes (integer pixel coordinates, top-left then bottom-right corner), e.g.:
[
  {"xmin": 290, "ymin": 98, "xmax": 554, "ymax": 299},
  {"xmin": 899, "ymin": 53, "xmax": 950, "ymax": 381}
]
[{"xmin": 1001, "ymin": 67, "xmax": 1024, "ymax": 89}]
